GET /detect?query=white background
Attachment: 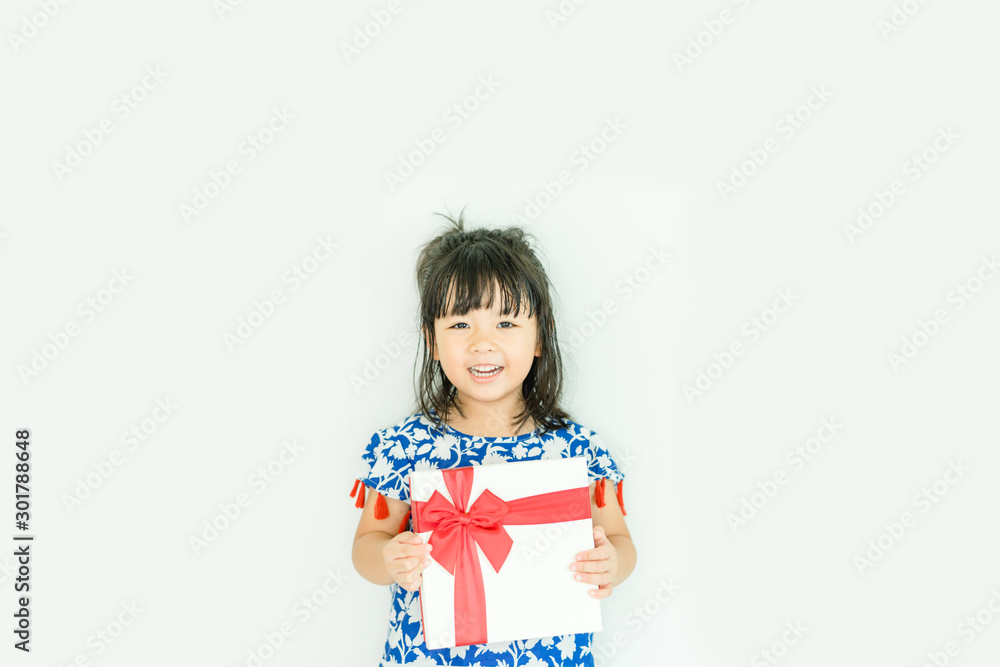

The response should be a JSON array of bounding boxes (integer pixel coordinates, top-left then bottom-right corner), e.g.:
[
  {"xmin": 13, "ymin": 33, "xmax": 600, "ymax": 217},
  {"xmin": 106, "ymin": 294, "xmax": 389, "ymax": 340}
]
[{"xmin": 1, "ymin": 1, "xmax": 999, "ymax": 666}]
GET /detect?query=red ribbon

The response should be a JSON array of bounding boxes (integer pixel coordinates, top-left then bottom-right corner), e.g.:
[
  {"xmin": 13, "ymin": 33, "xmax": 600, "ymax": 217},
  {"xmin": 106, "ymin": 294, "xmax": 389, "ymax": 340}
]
[{"xmin": 412, "ymin": 466, "xmax": 591, "ymax": 646}]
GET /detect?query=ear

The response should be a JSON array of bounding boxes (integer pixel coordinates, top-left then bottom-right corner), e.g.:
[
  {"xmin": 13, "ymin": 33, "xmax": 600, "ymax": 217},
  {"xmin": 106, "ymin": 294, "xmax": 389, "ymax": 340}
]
[{"xmin": 535, "ymin": 321, "xmax": 548, "ymax": 357}]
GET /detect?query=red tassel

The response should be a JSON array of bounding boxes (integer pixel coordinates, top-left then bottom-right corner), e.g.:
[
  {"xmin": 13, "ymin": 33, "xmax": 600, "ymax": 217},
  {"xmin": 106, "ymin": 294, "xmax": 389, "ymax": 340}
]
[
  {"xmin": 374, "ymin": 492, "xmax": 389, "ymax": 520},
  {"xmin": 595, "ymin": 477, "xmax": 606, "ymax": 508},
  {"xmin": 351, "ymin": 478, "xmax": 366, "ymax": 509},
  {"xmin": 616, "ymin": 479, "xmax": 627, "ymax": 516},
  {"xmin": 396, "ymin": 510, "xmax": 410, "ymax": 534}
]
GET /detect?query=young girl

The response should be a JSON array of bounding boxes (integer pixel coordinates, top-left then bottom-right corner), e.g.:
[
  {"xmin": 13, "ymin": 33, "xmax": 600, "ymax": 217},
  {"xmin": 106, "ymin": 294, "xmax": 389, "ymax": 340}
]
[{"xmin": 351, "ymin": 211, "xmax": 636, "ymax": 666}]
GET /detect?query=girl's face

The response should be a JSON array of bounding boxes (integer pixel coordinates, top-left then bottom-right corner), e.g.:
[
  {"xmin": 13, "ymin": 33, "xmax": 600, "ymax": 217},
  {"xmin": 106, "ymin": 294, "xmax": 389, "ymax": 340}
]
[{"xmin": 428, "ymin": 295, "xmax": 542, "ymax": 417}]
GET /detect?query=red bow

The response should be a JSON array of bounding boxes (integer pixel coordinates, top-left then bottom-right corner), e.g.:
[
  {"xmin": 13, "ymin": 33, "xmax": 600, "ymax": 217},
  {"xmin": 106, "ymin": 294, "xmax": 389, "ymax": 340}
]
[{"xmin": 412, "ymin": 466, "xmax": 591, "ymax": 647}]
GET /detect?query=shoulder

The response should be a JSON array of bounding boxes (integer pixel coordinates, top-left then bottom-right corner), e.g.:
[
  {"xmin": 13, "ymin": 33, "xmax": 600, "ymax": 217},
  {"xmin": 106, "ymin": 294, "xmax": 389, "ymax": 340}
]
[
  {"xmin": 572, "ymin": 422, "xmax": 608, "ymax": 451},
  {"xmin": 532, "ymin": 418, "xmax": 610, "ymax": 460},
  {"xmin": 366, "ymin": 412, "xmax": 443, "ymax": 447},
  {"xmin": 552, "ymin": 420, "xmax": 625, "ymax": 482},
  {"xmin": 538, "ymin": 417, "xmax": 600, "ymax": 443},
  {"xmin": 355, "ymin": 413, "xmax": 438, "ymax": 490}
]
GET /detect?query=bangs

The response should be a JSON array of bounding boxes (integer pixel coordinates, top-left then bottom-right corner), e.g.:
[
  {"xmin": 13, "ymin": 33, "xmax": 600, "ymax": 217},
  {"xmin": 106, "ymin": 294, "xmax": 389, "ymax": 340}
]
[{"xmin": 432, "ymin": 254, "xmax": 536, "ymax": 321}]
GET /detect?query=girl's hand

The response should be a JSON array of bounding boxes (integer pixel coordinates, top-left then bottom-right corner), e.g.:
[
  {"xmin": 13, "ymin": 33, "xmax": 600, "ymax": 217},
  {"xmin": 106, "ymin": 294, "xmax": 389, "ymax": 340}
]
[
  {"xmin": 571, "ymin": 525, "xmax": 619, "ymax": 599},
  {"xmin": 383, "ymin": 531, "xmax": 433, "ymax": 592}
]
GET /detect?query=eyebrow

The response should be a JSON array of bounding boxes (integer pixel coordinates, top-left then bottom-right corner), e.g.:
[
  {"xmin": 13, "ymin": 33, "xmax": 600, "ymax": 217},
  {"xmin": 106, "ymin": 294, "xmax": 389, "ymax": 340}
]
[{"xmin": 442, "ymin": 310, "xmax": 526, "ymax": 320}]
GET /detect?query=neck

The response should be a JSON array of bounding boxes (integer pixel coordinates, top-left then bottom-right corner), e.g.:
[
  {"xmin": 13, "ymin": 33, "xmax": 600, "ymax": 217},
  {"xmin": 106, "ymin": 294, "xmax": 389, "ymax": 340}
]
[{"xmin": 446, "ymin": 397, "xmax": 534, "ymax": 438}]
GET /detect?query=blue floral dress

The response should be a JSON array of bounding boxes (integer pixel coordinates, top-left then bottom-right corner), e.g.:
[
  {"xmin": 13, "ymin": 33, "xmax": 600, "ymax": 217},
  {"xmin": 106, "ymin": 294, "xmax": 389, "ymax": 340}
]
[{"xmin": 352, "ymin": 410, "xmax": 627, "ymax": 667}]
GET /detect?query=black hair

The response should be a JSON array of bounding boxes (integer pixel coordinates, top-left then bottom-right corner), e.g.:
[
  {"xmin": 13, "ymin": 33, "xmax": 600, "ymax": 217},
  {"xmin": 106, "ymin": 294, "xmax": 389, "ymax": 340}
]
[{"xmin": 411, "ymin": 208, "xmax": 573, "ymax": 437}]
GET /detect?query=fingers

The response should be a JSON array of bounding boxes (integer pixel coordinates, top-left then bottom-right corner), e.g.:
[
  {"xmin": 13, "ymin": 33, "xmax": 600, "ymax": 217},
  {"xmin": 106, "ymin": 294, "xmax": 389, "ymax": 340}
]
[
  {"xmin": 571, "ymin": 543, "xmax": 615, "ymax": 586},
  {"xmin": 394, "ymin": 565, "xmax": 424, "ymax": 591},
  {"xmin": 392, "ymin": 553, "xmax": 429, "ymax": 572},
  {"xmin": 385, "ymin": 534, "xmax": 434, "ymax": 560},
  {"xmin": 389, "ymin": 553, "xmax": 432, "ymax": 591},
  {"xmin": 575, "ymin": 544, "xmax": 608, "ymax": 562},
  {"xmin": 388, "ymin": 543, "xmax": 433, "ymax": 561},
  {"xmin": 386, "ymin": 550, "xmax": 433, "ymax": 577},
  {"xmin": 384, "ymin": 534, "xmax": 434, "ymax": 591},
  {"xmin": 396, "ymin": 531, "xmax": 424, "ymax": 544},
  {"xmin": 572, "ymin": 568, "xmax": 613, "ymax": 586},
  {"xmin": 589, "ymin": 584, "xmax": 614, "ymax": 600},
  {"xmin": 571, "ymin": 558, "xmax": 610, "ymax": 574}
]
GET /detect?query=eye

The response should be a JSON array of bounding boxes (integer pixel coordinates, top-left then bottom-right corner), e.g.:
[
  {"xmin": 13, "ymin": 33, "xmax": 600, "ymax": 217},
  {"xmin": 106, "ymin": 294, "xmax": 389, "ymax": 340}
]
[
  {"xmin": 449, "ymin": 323, "xmax": 468, "ymax": 329},
  {"xmin": 498, "ymin": 322, "xmax": 514, "ymax": 329}
]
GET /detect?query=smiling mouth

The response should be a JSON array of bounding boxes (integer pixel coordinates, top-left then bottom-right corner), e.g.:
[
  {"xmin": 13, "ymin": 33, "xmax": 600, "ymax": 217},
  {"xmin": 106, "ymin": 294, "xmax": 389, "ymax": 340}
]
[{"xmin": 469, "ymin": 365, "xmax": 503, "ymax": 378}]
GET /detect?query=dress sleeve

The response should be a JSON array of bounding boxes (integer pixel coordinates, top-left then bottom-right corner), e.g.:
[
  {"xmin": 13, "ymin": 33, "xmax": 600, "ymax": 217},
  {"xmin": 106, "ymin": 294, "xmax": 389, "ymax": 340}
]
[
  {"xmin": 353, "ymin": 427, "xmax": 412, "ymax": 504},
  {"xmin": 585, "ymin": 430, "xmax": 628, "ymax": 515}
]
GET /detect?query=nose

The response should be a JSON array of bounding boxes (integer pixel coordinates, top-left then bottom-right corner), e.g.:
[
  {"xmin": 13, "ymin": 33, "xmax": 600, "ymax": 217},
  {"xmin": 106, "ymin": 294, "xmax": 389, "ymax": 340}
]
[{"xmin": 471, "ymin": 331, "xmax": 496, "ymax": 353}]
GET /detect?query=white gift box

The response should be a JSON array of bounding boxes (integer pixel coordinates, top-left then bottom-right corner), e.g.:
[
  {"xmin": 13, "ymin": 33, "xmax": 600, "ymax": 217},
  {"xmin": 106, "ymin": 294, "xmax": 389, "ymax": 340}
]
[{"xmin": 409, "ymin": 456, "xmax": 602, "ymax": 649}]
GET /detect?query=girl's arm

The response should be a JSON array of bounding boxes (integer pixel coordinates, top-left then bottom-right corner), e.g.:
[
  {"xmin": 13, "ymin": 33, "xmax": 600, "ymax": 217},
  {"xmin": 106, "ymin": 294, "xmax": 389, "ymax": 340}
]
[{"xmin": 351, "ymin": 487, "xmax": 416, "ymax": 585}]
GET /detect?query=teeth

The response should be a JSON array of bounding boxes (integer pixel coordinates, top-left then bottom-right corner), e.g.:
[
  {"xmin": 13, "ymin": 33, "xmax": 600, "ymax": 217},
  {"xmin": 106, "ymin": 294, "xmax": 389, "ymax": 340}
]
[{"xmin": 470, "ymin": 366, "xmax": 501, "ymax": 377}]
